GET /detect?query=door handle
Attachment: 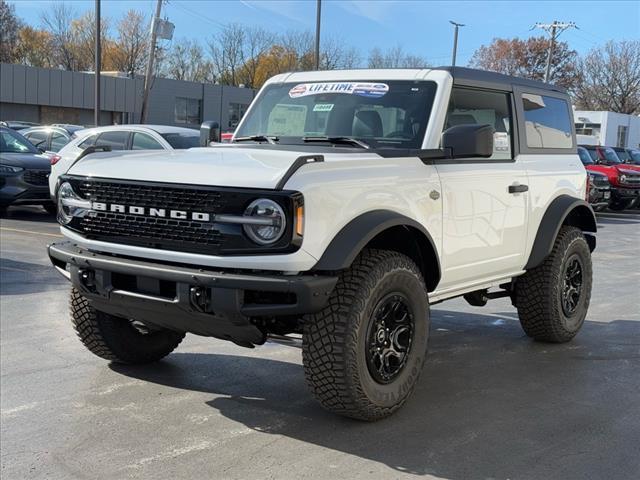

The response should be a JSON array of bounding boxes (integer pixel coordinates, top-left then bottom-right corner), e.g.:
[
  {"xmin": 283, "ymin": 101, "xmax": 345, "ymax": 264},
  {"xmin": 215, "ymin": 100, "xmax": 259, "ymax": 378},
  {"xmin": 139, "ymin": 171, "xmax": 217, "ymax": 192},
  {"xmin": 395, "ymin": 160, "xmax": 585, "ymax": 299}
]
[{"xmin": 508, "ymin": 184, "xmax": 529, "ymax": 194}]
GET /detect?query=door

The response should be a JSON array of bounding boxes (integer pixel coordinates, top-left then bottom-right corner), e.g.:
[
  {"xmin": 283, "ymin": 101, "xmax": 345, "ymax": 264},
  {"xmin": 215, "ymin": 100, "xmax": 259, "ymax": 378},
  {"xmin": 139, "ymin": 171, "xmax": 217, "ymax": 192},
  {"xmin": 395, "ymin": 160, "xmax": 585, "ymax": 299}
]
[{"xmin": 436, "ymin": 87, "xmax": 529, "ymax": 290}]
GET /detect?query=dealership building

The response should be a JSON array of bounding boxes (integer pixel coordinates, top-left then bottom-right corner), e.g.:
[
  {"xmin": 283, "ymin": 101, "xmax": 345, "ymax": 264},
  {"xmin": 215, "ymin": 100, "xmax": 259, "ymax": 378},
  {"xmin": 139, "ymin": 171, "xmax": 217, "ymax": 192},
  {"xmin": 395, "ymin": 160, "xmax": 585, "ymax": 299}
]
[
  {"xmin": 0, "ymin": 63, "xmax": 255, "ymax": 131},
  {"xmin": 574, "ymin": 110, "xmax": 640, "ymax": 148}
]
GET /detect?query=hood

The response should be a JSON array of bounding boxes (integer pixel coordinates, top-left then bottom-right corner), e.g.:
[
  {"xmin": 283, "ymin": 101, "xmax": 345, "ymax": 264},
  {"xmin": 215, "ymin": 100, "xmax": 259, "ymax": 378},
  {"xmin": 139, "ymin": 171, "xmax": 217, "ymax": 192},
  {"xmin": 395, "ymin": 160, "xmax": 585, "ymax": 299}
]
[
  {"xmin": 0, "ymin": 152, "xmax": 51, "ymax": 170},
  {"xmin": 587, "ymin": 170, "xmax": 607, "ymax": 178},
  {"xmin": 65, "ymin": 145, "xmax": 382, "ymax": 189},
  {"xmin": 615, "ymin": 166, "xmax": 640, "ymax": 175}
]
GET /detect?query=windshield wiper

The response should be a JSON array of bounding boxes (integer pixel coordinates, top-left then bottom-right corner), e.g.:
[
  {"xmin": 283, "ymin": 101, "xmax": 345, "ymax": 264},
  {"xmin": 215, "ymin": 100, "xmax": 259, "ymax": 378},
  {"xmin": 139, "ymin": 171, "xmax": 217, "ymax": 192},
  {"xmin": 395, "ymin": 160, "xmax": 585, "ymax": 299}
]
[
  {"xmin": 302, "ymin": 136, "xmax": 371, "ymax": 149},
  {"xmin": 233, "ymin": 135, "xmax": 278, "ymax": 145}
]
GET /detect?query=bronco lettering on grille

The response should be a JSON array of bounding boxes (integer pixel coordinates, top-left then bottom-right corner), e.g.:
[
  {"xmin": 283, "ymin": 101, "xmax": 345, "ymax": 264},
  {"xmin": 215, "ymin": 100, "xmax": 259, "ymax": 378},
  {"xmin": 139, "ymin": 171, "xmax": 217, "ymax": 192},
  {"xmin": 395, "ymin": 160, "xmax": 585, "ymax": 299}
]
[{"xmin": 91, "ymin": 202, "xmax": 211, "ymax": 221}]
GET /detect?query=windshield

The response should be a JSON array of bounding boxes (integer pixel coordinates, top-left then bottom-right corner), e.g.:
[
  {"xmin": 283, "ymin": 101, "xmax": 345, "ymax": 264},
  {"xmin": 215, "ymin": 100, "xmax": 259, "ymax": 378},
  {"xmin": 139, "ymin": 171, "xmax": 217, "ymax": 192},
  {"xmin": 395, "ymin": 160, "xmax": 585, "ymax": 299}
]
[
  {"xmin": 629, "ymin": 149, "xmax": 640, "ymax": 164},
  {"xmin": 577, "ymin": 147, "xmax": 594, "ymax": 165},
  {"xmin": 614, "ymin": 149, "xmax": 631, "ymax": 162},
  {"xmin": 602, "ymin": 147, "xmax": 621, "ymax": 163},
  {"xmin": 236, "ymin": 80, "xmax": 437, "ymax": 149},
  {"xmin": 161, "ymin": 132, "xmax": 200, "ymax": 149},
  {"xmin": 0, "ymin": 128, "xmax": 39, "ymax": 154}
]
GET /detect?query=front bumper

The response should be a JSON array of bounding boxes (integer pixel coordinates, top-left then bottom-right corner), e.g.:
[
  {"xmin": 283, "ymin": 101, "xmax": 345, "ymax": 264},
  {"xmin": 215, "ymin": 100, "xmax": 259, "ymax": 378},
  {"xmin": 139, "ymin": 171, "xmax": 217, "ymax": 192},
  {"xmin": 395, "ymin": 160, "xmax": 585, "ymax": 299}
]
[
  {"xmin": 610, "ymin": 186, "xmax": 640, "ymax": 200},
  {"xmin": 0, "ymin": 170, "xmax": 52, "ymax": 206},
  {"xmin": 588, "ymin": 186, "xmax": 611, "ymax": 209},
  {"xmin": 48, "ymin": 242, "xmax": 337, "ymax": 345}
]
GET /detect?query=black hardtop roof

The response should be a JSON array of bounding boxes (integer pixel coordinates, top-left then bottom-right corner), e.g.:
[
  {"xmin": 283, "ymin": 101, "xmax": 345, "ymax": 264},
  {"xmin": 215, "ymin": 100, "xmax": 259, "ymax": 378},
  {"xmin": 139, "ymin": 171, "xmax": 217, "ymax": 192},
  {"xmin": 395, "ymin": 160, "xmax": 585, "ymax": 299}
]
[{"xmin": 435, "ymin": 66, "xmax": 568, "ymax": 94}]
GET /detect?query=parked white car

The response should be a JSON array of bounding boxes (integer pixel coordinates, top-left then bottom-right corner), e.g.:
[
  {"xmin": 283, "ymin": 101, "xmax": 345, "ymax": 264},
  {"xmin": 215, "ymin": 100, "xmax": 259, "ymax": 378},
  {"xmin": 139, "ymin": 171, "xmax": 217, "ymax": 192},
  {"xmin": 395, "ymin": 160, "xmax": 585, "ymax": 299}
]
[{"xmin": 49, "ymin": 124, "xmax": 200, "ymax": 196}]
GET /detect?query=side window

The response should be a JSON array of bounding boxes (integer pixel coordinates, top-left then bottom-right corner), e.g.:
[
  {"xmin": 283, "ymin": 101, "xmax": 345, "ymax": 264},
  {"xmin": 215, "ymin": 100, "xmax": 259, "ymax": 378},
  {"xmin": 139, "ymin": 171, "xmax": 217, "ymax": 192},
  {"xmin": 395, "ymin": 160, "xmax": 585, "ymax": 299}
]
[
  {"xmin": 24, "ymin": 130, "xmax": 48, "ymax": 149},
  {"xmin": 131, "ymin": 132, "xmax": 163, "ymax": 150},
  {"xmin": 95, "ymin": 131, "xmax": 128, "ymax": 150},
  {"xmin": 50, "ymin": 132, "xmax": 69, "ymax": 152},
  {"xmin": 444, "ymin": 87, "xmax": 513, "ymax": 159},
  {"xmin": 78, "ymin": 134, "xmax": 98, "ymax": 149},
  {"xmin": 521, "ymin": 93, "xmax": 573, "ymax": 149}
]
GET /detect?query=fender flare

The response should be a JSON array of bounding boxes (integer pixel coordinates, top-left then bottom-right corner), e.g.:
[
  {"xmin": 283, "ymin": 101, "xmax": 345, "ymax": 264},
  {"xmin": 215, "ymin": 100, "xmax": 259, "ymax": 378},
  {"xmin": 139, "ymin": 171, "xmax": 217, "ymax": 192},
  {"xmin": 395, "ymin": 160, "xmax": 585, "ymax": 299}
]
[
  {"xmin": 312, "ymin": 210, "xmax": 441, "ymax": 286},
  {"xmin": 525, "ymin": 195, "xmax": 597, "ymax": 270}
]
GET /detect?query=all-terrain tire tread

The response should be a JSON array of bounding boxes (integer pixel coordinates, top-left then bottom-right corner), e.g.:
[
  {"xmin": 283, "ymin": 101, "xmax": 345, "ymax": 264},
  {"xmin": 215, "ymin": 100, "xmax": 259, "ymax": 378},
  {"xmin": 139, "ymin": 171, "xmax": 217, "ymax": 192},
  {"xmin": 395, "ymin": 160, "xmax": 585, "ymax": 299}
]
[
  {"xmin": 515, "ymin": 226, "xmax": 592, "ymax": 343},
  {"xmin": 302, "ymin": 249, "xmax": 428, "ymax": 421}
]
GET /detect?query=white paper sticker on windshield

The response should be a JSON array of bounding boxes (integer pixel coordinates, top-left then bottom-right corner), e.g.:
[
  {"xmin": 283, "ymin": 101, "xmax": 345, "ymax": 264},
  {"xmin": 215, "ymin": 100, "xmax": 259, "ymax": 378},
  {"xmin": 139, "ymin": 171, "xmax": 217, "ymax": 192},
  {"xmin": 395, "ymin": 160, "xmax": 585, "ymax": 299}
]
[
  {"xmin": 313, "ymin": 103, "xmax": 334, "ymax": 112},
  {"xmin": 289, "ymin": 82, "xmax": 389, "ymax": 99}
]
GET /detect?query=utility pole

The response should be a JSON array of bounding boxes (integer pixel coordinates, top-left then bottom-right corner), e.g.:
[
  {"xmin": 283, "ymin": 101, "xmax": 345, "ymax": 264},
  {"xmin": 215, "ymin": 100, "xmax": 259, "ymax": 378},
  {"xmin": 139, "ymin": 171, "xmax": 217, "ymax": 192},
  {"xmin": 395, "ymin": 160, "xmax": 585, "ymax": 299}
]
[
  {"xmin": 449, "ymin": 21, "xmax": 465, "ymax": 67},
  {"xmin": 314, "ymin": 0, "xmax": 322, "ymax": 70},
  {"xmin": 94, "ymin": 0, "xmax": 101, "ymax": 126},
  {"xmin": 140, "ymin": 0, "xmax": 163, "ymax": 124},
  {"xmin": 533, "ymin": 21, "xmax": 577, "ymax": 83}
]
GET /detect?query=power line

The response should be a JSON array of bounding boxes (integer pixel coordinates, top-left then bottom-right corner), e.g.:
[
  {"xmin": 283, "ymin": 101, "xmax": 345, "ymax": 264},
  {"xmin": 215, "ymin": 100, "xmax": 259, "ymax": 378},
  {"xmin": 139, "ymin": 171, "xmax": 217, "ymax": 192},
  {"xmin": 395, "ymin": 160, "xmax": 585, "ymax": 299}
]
[{"xmin": 532, "ymin": 21, "xmax": 577, "ymax": 82}]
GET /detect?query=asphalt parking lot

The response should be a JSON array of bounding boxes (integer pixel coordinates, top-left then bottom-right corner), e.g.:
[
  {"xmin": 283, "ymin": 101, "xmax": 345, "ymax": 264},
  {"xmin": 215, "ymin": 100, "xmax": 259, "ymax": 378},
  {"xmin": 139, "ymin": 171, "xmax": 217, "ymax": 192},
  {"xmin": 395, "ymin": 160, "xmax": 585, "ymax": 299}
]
[{"xmin": 1, "ymin": 206, "xmax": 639, "ymax": 480}]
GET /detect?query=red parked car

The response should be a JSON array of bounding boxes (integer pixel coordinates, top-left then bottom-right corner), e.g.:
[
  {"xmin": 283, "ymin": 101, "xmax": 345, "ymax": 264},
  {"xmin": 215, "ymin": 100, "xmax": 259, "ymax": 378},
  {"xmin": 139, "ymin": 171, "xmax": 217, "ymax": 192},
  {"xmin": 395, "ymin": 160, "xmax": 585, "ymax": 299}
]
[{"xmin": 578, "ymin": 145, "xmax": 640, "ymax": 210}]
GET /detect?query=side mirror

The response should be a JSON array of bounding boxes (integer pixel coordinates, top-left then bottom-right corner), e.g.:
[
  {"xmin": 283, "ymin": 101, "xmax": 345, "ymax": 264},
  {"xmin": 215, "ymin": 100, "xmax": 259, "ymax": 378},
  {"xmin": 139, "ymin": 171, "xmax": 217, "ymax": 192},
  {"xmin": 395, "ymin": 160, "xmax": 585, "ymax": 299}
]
[
  {"xmin": 37, "ymin": 147, "xmax": 46, "ymax": 153},
  {"xmin": 200, "ymin": 121, "xmax": 220, "ymax": 146},
  {"xmin": 442, "ymin": 124, "xmax": 494, "ymax": 158}
]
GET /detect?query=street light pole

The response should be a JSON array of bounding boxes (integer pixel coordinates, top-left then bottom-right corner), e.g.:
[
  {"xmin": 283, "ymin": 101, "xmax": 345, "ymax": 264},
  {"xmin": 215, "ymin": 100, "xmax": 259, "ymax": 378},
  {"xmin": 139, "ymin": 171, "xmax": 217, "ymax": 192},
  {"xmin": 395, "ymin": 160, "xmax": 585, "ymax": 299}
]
[
  {"xmin": 94, "ymin": 0, "xmax": 101, "ymax": 126},
  {"xmin": 314, "ymin": 0, "xmax": 321, "ymax": 70},
  {"xmin": 533, "ymin": 21, "xmax": 577, "ymax": 83},
  {"xmin": 449, "ymin": 20, "xmax": 465, "ymax": 67}
]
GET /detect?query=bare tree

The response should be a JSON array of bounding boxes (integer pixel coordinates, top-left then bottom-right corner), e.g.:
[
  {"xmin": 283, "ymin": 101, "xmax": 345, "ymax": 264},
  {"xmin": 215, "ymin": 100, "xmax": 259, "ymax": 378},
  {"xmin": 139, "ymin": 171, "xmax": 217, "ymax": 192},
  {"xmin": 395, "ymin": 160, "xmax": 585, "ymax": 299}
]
[
  {"xmin": 162, "ymin": 38, "xmax": 213, "ymax": 83},
  {"xmin": 0, "ymin": 0, "xmax": 22, "ymax": 63},
  {"xmin": 208, "ymin": 23, "xmax": 247, "ymax": 85},
  {"xmin": 40, "ymin": 2, "xmax": 79, "ymax": 70},
  {"xmin": 368, "ymin": 46, "xmax": 429, "ymax": 68},
  {"xmin": 110, "ymin": 10, "xmax": 149, "ymax": 76},
  {"xmin": 237, "ymin": 27, "xmax": 276, "ymax": 88},
  {"xmin": 319, "ymin": 36, "xmax": 361, "ymax": 70},
  {"xmin": 574, "ymin": 40, "xmax": 640, "ymax": 114}
]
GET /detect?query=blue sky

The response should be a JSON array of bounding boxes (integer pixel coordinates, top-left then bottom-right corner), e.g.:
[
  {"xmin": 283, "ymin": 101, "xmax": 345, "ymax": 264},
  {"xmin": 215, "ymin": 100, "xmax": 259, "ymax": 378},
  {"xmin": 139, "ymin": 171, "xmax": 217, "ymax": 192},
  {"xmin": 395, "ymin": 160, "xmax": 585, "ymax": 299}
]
[{"xmin": 11, "ymin": 0, "xmax": 640, "ymax": 66}]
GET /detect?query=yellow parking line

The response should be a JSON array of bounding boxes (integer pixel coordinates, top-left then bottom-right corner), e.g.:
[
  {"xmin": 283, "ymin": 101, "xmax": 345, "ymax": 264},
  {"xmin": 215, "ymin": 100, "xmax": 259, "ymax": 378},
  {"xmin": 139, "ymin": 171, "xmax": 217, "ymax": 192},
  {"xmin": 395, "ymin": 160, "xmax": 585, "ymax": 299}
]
[{"xmin": 0, "ymin": 227, "xmax": 63, "ymax": 238}]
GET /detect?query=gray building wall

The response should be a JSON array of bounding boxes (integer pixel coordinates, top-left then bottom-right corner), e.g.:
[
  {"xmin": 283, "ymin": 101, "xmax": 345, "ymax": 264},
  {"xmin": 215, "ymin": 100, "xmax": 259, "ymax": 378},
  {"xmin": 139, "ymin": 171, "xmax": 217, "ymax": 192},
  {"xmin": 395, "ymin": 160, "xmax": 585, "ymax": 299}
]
[{"xmin": 0, "ymin": 63, "xmax": 255, "ymax": 130}]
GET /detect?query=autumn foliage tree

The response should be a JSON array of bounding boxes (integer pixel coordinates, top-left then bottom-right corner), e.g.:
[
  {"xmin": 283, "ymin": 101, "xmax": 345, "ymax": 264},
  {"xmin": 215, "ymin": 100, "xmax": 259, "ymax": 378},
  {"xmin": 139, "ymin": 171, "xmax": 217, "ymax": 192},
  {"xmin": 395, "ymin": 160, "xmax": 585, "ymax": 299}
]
[{"xmin": 469, "ymin": 36, "xmax": 580, "ymax": 90}]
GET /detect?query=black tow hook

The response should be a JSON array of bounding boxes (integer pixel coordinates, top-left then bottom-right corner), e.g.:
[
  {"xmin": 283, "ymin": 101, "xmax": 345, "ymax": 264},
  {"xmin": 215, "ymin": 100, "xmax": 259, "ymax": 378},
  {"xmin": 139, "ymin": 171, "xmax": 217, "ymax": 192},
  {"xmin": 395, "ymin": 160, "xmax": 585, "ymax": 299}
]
[{"xmin": 190, "ymin": 286, "xmax": 211, "ymax": 313}]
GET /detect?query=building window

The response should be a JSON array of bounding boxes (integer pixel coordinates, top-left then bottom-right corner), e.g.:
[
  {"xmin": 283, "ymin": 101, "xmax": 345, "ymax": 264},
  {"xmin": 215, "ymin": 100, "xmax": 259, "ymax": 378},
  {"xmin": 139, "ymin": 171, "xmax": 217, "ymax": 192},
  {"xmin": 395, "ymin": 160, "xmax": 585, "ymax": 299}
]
[
  {"xmin": 175, "ymin": 97, "xmax": 202, "ymax": 125},
  {"xmin": 522, "ymin": 93, "xmax": 573, "ymax": 149},
  {"xmin": 617, "ymin": 126, "xmax": 628, "ymax": 147},
  {"xmin": 228, "ymin": 103, "xmax": 248, "ymax": 129}
]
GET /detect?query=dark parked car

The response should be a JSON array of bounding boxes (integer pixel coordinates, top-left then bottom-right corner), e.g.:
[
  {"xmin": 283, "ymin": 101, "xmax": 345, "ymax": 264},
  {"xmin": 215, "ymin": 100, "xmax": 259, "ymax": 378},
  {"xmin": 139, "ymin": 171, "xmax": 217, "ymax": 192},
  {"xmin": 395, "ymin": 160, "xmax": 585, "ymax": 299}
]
[
  {"xmin": 0, "ymin": 127, "xmax": 55, "ymax": 215},
  {"xmin": 21, "ymin": 124, "xmax": 84, "ymax": 153},
  {"xmin": 0, "ymin": 121, "xmax": 40, "ymax": 131}
]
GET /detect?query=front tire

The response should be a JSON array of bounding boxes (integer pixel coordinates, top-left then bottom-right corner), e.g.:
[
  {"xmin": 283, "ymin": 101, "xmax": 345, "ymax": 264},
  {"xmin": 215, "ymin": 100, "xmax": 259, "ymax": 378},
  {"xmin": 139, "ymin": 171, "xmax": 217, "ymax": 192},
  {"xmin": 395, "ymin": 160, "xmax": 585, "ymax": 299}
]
[
  {"xmin": 609, "ymin": 198, "xmax": 633, "ymax": 211},
  {"xmin": 302, "ymin": 249, "xmax": 430, "ymax": 421},
  {"xmin": 514, "ymin": 226, "xmax": 592, "ymax": 343},
  {"xmin": 70, "ymin": 288, "xmax": 185, "ymax": 364}
]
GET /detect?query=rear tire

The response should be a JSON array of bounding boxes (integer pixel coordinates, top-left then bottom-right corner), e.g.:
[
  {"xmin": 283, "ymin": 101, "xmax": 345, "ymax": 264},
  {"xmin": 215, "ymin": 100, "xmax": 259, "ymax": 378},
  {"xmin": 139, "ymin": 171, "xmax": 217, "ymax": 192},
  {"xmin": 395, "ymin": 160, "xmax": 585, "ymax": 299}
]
[
  {"xmin": 70, "ymin": 288, "xmax": 185, "ymax": 364},
  {"xmin": 514, "ymin": 226, "xmax": 592, "ymax": 343},
  {"xmin": 302, "ymin": 249, "xmax": 430, "ymax": 421}
]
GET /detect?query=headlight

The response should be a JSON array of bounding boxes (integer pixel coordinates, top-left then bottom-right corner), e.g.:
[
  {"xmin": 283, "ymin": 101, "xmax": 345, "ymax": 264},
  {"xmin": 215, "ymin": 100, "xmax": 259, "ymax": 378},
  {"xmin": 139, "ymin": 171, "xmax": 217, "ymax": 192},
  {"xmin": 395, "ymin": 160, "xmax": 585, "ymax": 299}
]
[
  {"xmin": 242, "ymin": 198, "xmax": 286, "ymax": 245},
  {"xmin": 57, "ymin": 182, "xmax": 91, "ymax": 225},
  {"xmin": 619, "ymin": 174, "xmax": 627, "ymax": 184},
  {"xmin": 0, "ymin": 164, "xmax": 24, "ymax": 174}
]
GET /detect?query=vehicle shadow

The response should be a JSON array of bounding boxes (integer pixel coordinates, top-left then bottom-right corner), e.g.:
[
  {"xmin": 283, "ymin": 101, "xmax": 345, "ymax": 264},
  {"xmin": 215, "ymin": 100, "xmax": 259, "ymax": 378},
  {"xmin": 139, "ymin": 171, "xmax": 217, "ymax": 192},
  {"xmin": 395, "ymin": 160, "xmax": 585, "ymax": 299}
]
[
  {"xmin": 111, "ymin": 311, "xmax": 640, "ymax": 479},
  {"xmin": 0, "ymin": 257, "xmax": 67, "ymax": 295},
  {"xmin": 0, "ymin": 205, "xmax": 55, "ymax": 223},
  {"xmin": 596, "ymin": 211, "xmax": 640, "ymax": 226}
]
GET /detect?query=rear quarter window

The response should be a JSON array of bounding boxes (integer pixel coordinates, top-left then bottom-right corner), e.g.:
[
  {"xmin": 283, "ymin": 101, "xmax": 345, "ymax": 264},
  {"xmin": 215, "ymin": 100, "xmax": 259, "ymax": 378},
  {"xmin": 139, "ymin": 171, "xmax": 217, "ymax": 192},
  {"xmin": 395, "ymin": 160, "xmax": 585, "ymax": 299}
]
[{"xmin": 521, "ymin": 93, "xmax": 573, "ymax": 149}]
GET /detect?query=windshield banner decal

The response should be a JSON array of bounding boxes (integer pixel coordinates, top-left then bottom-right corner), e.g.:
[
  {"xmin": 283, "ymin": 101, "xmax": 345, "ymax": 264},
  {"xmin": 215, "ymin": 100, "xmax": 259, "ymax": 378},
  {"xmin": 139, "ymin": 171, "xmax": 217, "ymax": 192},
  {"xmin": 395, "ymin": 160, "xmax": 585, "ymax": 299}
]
[{"xmin": 289, "ymin": 82, "xmax": 389, "ymax": 99}]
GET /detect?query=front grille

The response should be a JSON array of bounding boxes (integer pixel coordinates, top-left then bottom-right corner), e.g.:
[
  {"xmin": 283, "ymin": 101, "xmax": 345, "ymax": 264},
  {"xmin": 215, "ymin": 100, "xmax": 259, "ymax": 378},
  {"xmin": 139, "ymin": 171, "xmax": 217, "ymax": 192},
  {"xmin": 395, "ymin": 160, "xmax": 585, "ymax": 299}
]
[
  {"xmin": 74, "ymin": 180, "xmax": 228, "ymax": 253},
  {"xmin": 23, "ymin": 169, "xmax": 49, "ymax": 186},
  {"xmin": 622, "ymin": 175, "xmax": 640, "ymax": 185},
  {"xmin": 65, "ymin": 177, "xmax": 299, "ymax": 256}
]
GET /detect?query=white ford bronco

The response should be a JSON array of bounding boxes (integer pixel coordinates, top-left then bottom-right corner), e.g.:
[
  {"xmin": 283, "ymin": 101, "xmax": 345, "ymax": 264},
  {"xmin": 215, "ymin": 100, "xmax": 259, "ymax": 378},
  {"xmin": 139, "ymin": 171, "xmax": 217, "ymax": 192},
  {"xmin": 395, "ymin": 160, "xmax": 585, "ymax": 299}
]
[{"xmin": 49, "ymin": 67, "xmax": 596, "ymax": 420}]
